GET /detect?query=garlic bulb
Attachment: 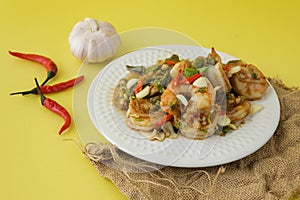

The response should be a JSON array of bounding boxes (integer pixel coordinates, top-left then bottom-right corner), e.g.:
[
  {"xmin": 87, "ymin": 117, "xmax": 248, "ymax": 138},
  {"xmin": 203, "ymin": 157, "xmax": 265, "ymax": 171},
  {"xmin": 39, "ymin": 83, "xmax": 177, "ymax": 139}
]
[{"xmin": 68, "ymin": 18, "xmax": 121, "ymax": 63}]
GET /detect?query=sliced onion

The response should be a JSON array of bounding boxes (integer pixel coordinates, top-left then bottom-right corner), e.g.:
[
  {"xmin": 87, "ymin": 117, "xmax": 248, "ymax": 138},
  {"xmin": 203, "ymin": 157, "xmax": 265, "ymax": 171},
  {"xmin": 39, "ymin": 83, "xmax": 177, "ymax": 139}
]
[{"xmin": 176, "ymin": 94, "xmax": 188, "ymax": 106}]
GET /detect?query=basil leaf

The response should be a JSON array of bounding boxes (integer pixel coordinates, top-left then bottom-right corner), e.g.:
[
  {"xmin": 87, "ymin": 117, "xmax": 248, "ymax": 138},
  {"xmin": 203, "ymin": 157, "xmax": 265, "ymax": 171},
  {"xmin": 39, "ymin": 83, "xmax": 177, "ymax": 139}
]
[
  {"xmin": 165, "ymin": 54, "xmax": 180, "ymax": 62},
  {"xmin": 126, "ymin": 65, "xmax": 145, "ymax": 75},
  {"xmin": 183, "ymin": 68, "xmax": 199, "ymax": 78},
  {"xmin": 192, "ymin": 56, "xmax": 205, "ymax": 68}
]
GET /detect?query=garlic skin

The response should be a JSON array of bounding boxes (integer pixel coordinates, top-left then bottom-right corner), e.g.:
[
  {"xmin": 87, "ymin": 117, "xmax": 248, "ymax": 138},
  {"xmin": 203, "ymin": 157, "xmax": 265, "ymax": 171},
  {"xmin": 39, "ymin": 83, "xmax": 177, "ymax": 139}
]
[{"xmin": 68, "ymin": 18, "xmax": 121, "ymax": 63}]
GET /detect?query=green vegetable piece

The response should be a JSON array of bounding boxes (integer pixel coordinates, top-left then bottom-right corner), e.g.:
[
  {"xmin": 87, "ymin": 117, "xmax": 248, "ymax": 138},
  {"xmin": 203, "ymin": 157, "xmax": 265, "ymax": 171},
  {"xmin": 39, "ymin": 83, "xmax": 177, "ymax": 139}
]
[
  {"xmin": 154, "ymin": 83, "xmax": 164, "ymax": 93},
  {"xmin": 145, "ymin": 64, "xmax": 161, "ymax": 74},
  {"xmin": 126, "ymin": 65, "xmax": 145, "ymax": 75},
  {"xmin": 198, "ymin": 87, "xmax": 207, "ymax": 93},
  {"xmin": 161, "ymin": 72, "xmax": 172, "ymax": 87},
  {"xmin": 252, "ymin": 72, "xmax": 257, "ymax": 79},
  {"xmin": 192, "ymin": 56, "xmax": 205, "ymax": 68},
  {"xmin": 173, "ymin": 121, "xmax": 180, "ymax": 129},
  {"xmin": 169, "ymin": 102, "xmax": 176, "ymax": 111},
  {"xmin": 165, "ymin": 54, "xmax": 180, "ymax": 62},
  {"xmin": 222, "ymin": 126, "xmax": 231, "ymax": 134},
  {"xmin": 207, "ymin": 57, "xmax": 217, "ymax": 65},
  {"xmin": 198, "ymin": 66, "xmax": 209, "ymax": 73},
  {"xmin": 183, "ymin": 67, "xmax": 199, "ymax": 78},
  {"xmin": 134, "ymin": 117, "xmax": 144, "ymax": 122}
]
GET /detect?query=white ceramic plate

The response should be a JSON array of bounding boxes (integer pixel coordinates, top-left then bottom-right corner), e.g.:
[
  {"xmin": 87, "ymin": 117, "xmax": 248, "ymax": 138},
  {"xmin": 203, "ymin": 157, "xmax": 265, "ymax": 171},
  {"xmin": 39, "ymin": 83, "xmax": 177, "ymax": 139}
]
[{"xmin": 87, "ymin": 45, "xmax": 280, "ymax": 168}]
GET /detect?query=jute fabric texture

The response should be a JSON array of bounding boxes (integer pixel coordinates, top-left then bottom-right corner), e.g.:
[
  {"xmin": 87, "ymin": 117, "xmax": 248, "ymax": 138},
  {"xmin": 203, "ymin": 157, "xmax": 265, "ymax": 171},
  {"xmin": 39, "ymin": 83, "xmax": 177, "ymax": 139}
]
[{"xmin": 84, "ymin": 78, "xmax": 300, "ymax": 200}]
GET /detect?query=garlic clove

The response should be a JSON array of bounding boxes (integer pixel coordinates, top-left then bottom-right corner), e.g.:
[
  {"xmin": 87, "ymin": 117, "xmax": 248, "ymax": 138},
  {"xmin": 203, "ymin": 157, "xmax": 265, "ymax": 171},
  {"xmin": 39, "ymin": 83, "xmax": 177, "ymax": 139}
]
[
  {"xmin": 193, "ymin": 76, "xmax": 208, "ymax": 88},
  {"xmin": 68, "ymin": 18, "xmax": 121, "ymax": 63},
  {"xmin": 86, "ymin": 17, "xmax": 99, "ymax": 32},
  {"xmin": 217, "ymin": 114, "xmax": 231, "ymax": 126},
  {"xmin": 227, "ymin": 66, "xmax": 241, "ymax": 78},
  {"xmin": 228, "ymin": 123, "xmax": 237, "ymax": 130},
  {"xmin": 176, "ymin": 94, "xmax": 188, "ymax": 106},
  {"xmin": 136, "ymin": 86, "xmax": 150, "ymax": 99},
  {"xmin": 250, "ymin": 104, "xmax": 263, "ymax": 114}
]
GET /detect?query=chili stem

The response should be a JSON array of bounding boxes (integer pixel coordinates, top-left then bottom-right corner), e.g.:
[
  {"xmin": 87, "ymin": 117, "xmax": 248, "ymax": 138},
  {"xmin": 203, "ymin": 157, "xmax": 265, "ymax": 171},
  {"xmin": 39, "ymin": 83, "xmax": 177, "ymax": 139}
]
[
  {"xmin": 10, "ymin": 89, "xmax": 35, "ymax": 96},
  {"xmin": 34, "ymin": 78, "xmax": 46, "ymax": 105}
]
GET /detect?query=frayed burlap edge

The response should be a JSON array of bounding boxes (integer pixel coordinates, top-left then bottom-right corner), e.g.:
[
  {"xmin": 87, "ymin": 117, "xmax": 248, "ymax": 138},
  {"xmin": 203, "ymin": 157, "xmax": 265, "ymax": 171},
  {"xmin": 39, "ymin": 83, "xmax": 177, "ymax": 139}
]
[
  {"xmin": 84, "ymin": 142, "xmax": 226, "ymax": 200},
  {"xmin": 82, "ymin": 78, "xmax": 300, "ymax": 200}
]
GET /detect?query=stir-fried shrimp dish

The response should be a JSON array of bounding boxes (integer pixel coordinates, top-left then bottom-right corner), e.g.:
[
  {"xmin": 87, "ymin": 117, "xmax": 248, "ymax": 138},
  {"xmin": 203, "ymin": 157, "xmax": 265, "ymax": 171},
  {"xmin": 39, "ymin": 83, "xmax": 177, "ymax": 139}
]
[{"xmin": 113, "ymin": 48, "xmax": 269, "ymax": 141}]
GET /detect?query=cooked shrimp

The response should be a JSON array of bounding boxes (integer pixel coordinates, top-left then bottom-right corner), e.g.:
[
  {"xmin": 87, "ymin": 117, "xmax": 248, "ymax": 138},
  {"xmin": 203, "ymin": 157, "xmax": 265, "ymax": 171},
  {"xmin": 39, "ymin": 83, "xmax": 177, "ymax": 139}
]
[
  {"xmin": 170, "ymin": 60, "xmax": 190, "ymax": 77},
  {"xmin": 160, "ymin": 88, "xmax": 179, "ymax": 115},
  {"xmin": 180, "ymin": 104, "xmax": 220, "ymax": 139},
  {"xmin": 229, "ymin": 61, "xmax": 269, "ymax": 100},
  {"xmin": 179, "ymin": 78, "xmax": 220, "ymax": 139},
  {"xmin": 208, "ymin": 47, "xmax": 222, "ymax": 63},
  {"xmin": 160, "ymin": 87, "xmax": 183, "ymax": 126},
  {"xmin": 127, "ymin": 96, "xmax": 175, "ymax": 132},
  {"xmin": 128, "ymin": 98, "xmax": 152, "ymax": 115},
  {"xmin": 126, "ymin": 98, "xmax": 154, "ymax": 131},
  {"xmin": 226, "ymin": 100, "xmax": 251, "ymax": 123},
  {"xmin": 190, "ymin": 83, "xmax": 215, "ymax": 113},
  {"xmin": 205, "ymin": 48, "xmax": 232, "ymax": 93}
]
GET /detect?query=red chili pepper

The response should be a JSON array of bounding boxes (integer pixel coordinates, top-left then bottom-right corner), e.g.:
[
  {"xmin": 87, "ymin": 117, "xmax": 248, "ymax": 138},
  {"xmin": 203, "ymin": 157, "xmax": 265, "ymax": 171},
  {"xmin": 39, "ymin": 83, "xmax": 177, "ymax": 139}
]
[
  {"xmin": 9, "ymin": 51, "xmax": 58, "ymax": 86},
  {"xmin": 155, "ymin": 114, "xmax": 173, "ymax": 127},
  {"xmin": 34, "ymin": 78, "xmax": 71, "ymax": 135},
  {"xmin": 185, "ymin": 73, "xmax": 202, "ymax": 84},
  {"xmin": 223, "ymin": 64, "xmax": 230, "ymax": 72},
  {"xmin": 134, "ymin": 78, "xmax": 144, "ymax": 95},
  {"xmin": 10, "ymin": 75, "xmax": 84, "ymax": 96}
]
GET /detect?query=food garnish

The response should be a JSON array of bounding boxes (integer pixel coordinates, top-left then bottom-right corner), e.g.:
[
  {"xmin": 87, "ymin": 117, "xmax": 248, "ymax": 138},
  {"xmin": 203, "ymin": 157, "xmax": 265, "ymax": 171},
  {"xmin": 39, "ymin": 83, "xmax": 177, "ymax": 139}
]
[{"xmin": 113, "ymin": 49, "xmax": 269, "ymax": 141}]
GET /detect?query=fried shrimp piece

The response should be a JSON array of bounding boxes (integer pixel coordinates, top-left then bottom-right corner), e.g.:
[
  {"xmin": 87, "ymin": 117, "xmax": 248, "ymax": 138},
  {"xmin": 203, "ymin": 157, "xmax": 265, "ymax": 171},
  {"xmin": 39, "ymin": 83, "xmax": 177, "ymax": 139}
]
[
  {"xmin": 179, "ymin": 78, "xmax": 220, "ymax": 140},
  {"xmin": 126, "ymin": 98, "xmax": 154, "ymax": 131},
  {"xmin": 160, "ymin": 88, "xmax": 179, "ymax": 115},
  {"xmin": 228, "ymin": 60, "xmax": 269, "ymax": 100},
  {"xmin": 206, "ymin": 48, "xmax": 232, "ymax": 93},
  {"xmin": 170, "ymin": 60, "xmax": 190, "ymax": 77},
  {"xmin": 126, "ymin": 97, "xmax": 171, "ymax": 132},
  {"xmin": 190, "ymin": 83, "xmax": 215, "ymax": 112},
  {"xmin": 208, "ymin": 47, "xmax": 222, "ymax": 63},
  {"xmin": 206, "ymin": 62, "xmax": 232, "ymax": 94},
  {"xmin": 226, "ymin": 100, "xmax": 251, "ymax": 123}
]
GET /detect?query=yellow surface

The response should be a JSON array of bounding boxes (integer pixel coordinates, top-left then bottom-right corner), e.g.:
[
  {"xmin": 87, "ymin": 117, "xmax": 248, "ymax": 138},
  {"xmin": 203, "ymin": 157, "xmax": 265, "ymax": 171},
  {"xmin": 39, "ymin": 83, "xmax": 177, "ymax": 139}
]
[{"xmin": 1, "ymin": 0, "xmax": 299, "ymax": 200}]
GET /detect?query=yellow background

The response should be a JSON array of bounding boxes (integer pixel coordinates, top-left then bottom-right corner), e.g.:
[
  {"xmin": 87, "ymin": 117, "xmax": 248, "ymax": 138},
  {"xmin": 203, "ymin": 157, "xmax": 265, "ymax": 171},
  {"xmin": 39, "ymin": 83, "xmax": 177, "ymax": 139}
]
[{"xmin": 1, "ymin": 0, "xmax": 299, "ymax": 199}]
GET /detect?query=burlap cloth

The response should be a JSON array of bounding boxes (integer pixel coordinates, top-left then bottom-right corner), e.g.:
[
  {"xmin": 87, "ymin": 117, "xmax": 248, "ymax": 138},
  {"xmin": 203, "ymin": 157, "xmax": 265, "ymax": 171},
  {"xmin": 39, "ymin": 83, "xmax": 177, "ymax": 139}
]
[{"xmin": 84, "ymin": 78, "xmax": 300, "ymax": 200}]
